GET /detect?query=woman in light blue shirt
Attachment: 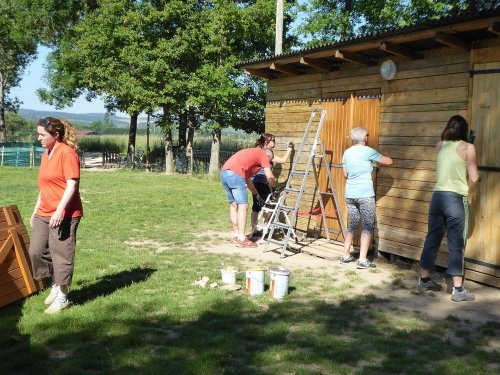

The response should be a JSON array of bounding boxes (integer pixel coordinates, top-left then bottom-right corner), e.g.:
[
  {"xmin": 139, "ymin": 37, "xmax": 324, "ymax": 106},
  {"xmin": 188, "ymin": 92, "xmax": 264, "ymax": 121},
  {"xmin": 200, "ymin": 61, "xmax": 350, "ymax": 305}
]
[{"xmin": 341, "ymin": 127, "xmax": 393, "ymax": 269}]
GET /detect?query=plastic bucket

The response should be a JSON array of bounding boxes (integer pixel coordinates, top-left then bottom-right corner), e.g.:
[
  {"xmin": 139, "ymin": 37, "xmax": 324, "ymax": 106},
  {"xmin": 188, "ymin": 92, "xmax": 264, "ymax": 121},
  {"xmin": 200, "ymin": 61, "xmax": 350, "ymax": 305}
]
[
  {"xmin": 220, "ymin": 269, "xmax": 237, "ymax": 285},
  {"xmin": 245, "ymin": 269, "xmax": 265, "ymax": 296},
  {"xmin": 269, "ymin": 268, "xmax": 291, "ymax": 299}
]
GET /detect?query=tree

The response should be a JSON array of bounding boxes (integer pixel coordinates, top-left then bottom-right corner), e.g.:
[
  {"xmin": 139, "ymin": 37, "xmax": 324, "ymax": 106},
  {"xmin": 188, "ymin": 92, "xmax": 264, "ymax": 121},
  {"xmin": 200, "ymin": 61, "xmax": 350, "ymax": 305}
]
[
  {"xmin": 189, "ymin": 0, "xmax": 280, "ymax": 176},
  {"xmin": 5, "ymin": 111, "xmax": 35, "ymax": 142},
  {"xmin": 38, "ymin": 0, "xmax": 157, "ymax": 160},
  {"xmin": 293, "ymin": 0, "xmax": 496, "ymax": 45},
  {"xmin": 0, "ymin": 1, "xmax": 38, "ymax": 142}
]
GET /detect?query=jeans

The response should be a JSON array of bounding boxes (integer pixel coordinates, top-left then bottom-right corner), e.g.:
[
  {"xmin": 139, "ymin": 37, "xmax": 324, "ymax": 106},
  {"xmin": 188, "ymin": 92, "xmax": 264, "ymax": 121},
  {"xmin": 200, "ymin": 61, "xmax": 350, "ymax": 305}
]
[{"xmin": 420, "ymin": 191, "xmax": 468, "ymax": 276}]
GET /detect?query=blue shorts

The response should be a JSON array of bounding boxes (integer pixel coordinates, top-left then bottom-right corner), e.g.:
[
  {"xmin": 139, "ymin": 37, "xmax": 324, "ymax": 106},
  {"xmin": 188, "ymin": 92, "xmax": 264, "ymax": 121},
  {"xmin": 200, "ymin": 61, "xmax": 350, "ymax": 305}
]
[{"xmin": 220, "ymin": 170, "xmax": 248, "ymax": 204}]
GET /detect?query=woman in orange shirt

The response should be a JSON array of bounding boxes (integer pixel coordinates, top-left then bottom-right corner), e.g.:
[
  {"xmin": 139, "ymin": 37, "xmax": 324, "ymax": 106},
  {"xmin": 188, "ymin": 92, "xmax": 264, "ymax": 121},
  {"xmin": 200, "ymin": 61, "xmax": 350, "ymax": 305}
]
[{"xmin": 29, "ymin": 117, "xmax": 83, "ymax": 314}]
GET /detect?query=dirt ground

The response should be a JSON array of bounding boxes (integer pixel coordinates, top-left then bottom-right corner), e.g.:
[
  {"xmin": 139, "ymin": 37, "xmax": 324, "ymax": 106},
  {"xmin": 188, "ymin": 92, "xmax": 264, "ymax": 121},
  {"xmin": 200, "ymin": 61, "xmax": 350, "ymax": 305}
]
[{"xmin": 199, "ymin": 231, "xmax": 500, "ymax": 335}]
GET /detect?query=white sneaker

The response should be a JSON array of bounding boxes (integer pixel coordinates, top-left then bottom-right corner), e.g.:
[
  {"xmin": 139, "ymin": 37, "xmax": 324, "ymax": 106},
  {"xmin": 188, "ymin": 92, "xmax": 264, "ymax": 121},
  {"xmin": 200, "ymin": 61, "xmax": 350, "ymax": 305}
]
[
  {"xmin": 44, "ymin": 294, "xmax": 69, "ymax": 314},
  {"xmin": 44, "ymin": 284, "xmax": 60, "ymax": 305}
]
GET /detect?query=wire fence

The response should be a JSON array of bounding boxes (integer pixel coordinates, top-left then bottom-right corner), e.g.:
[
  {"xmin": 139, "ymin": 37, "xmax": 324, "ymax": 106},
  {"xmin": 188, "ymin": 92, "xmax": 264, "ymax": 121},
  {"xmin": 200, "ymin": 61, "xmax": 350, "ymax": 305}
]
[
  {"xmin": 114, "ymin": 148, "xmax": 236, "ymax": 174},
  {"xmin": 1, "ymin": 143, "xmax": 237, "ymax": 174},
  {"xmin": 0, "ymin": 143, "xmax": 45, "ymax": 168}
]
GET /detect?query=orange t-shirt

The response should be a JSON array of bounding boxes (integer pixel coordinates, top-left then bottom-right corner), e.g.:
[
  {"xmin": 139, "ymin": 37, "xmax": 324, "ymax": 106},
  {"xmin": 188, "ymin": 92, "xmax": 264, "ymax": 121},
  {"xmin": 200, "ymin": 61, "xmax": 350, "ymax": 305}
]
[
  {"xmin": 37, "ymin": 143, "xmax": 83, "ymax": 218},
  {"xmin": 221, "ymin": 148, "xmax": 270, "ymax": 179}
]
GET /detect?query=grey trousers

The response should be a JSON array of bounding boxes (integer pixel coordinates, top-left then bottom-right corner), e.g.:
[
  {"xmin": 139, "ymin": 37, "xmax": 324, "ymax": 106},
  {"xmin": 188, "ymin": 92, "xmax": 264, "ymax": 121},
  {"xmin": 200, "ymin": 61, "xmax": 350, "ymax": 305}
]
[{"xmin": 29, "ymin": 215, "xmax": 81, "ymax": 286}]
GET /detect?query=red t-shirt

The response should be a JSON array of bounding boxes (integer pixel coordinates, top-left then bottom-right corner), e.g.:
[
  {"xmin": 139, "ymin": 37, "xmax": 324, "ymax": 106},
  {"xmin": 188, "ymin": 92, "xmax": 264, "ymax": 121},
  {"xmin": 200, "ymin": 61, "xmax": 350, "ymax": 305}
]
[
  {"xmin": 37, "ymin": 143, "xmax": 83, "ymax": 218},
  {"xmin": 222, "ymin": 148, "xmax": 270, "ymax": 179}
]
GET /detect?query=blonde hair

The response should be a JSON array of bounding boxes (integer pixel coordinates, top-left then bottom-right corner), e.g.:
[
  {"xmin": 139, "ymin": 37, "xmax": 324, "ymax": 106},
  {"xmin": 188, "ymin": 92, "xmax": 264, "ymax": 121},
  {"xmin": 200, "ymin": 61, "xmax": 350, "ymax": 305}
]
[
  {"xmin": 38, "ymin": 117, "xmax": 78, "ymax": 150},
  {"xmin": 60, "ymin": 119, "xmax": 78, "ymax": 150}
]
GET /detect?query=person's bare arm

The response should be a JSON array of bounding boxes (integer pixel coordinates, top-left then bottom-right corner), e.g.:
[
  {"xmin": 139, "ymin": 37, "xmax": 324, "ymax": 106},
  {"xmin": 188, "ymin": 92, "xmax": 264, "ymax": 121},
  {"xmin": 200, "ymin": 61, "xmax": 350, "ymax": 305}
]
[
  {"xmin": 246, "ymin": 179, "xmax": 258, "ymax": 195},
  {"xmin": 263, "ymin": 167, "xmax": 276, "ymax": 188},
  {"xmin": 378, "ymin": 155, "xmax": 393, "ymax": 166},
  {"xmin": 343, "ymin": 167, "xmax": 348, "ymax": 178},
  {"xmin": 49, "ymin": 179, "xmax": 79, "ymax": 229},
  {"xmin": 272, "ymin": 144, "xmax": 293, "ymax": 164},
  {"xmin": 466, "ymin": 143, "xmax": 479, "ymax": 183}
]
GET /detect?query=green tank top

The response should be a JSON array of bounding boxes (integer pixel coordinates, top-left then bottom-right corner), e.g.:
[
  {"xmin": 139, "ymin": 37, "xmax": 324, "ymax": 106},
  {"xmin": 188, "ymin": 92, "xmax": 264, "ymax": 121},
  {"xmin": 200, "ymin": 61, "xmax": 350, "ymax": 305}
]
[{"xmin": 434, "ymin": 141, "xmax": 468, "ymax": 196}]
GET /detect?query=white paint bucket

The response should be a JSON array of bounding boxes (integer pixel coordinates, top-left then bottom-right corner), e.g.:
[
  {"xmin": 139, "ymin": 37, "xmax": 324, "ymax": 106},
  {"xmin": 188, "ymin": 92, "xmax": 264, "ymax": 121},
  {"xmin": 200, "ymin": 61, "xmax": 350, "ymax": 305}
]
[
  {"xmin": 220, "ymin": 269, "xmax": 237, "ymax": 285},
  {"xmin": 245, "ymin": 268, "xmax": 265, "ymax": 296},
  {"xmin": 269, "ymin": 268, "xmax": 291, "ymax": 299}
]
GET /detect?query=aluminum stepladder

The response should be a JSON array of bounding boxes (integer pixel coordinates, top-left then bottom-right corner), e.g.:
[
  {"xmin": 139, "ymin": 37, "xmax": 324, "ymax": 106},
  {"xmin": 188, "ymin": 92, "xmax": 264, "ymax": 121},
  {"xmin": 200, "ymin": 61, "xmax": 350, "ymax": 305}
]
[{"xmin": 263, "ymin": 109, "xmax": 345, "ymax": 258}]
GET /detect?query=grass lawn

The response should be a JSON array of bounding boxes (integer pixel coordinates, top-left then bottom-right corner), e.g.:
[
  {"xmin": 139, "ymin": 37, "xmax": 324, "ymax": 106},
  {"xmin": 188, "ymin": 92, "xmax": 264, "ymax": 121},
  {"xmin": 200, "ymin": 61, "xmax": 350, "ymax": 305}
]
[{"xmin": 0, "ymin": 167, "xmax": 498, "ymax": 374}]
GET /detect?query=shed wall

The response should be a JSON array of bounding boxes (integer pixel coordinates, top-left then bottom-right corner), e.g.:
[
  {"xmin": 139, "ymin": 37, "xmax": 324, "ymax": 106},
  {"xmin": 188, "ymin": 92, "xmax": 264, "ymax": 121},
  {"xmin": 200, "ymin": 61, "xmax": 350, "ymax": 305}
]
[{"xmin": 264, "ymin": 42, "xmax": 499, "ymax": 287}]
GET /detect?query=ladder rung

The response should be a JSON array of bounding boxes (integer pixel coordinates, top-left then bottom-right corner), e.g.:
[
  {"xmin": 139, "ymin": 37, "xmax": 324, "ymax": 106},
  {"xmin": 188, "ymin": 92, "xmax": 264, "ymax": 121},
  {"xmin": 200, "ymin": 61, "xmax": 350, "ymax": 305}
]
[
  {"xmin": 269, "ymin": 222, "xmax": 292, "ymax": 230},
  {"xmin": 290, "ymin": 171, "xmax": 306, "ymax": 177},
  {"xmin": 265, "ymin": 237, "xmax": 288, "ymax": 246},
  {"xmin": 276, "ymin": 205, "xmax": 294, "ymax": 212},
  {"xmin": 284, "ymin": 188, "xmax": 300, "ymax": 193}
]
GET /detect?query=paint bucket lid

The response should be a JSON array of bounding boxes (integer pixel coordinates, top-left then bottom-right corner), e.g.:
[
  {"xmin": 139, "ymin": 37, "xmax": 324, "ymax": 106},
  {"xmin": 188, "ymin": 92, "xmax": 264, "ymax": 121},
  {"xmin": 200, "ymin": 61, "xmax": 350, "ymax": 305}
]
[
  {"xmin": 246, "ymin": 264, "xmax": 266, "ymax": 271},
  {"xmin": 270, "ymin": 268, "xmax": 290, "ymax": 276}
]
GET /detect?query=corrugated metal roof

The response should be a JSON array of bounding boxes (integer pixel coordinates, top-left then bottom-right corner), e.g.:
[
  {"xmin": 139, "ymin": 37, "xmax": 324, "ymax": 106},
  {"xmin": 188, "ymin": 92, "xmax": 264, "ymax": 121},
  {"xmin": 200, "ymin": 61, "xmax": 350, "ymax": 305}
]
[{"xmin": 237, "ymin": 6, "xmax": 500, "ymax": 68}]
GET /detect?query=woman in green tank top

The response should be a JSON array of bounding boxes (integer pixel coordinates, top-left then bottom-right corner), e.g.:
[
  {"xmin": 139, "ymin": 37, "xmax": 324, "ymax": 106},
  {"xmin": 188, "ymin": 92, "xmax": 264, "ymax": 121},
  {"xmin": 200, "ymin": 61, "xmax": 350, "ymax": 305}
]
[{"xmin": 417, "ymin": 115, "xmax": 479, "ymax": 302}]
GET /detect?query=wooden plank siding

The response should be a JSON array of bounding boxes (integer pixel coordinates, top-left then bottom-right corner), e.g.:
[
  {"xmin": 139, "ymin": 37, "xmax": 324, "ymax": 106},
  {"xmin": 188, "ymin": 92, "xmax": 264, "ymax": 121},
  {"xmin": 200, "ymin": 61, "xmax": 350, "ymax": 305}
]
[
  {"xmin": 263, "ymin": 41, "xmax": 500, "ymax": 286},
  {"xmin": 0, "ymin": 206, "xmax": 43, "ymax": 308}
]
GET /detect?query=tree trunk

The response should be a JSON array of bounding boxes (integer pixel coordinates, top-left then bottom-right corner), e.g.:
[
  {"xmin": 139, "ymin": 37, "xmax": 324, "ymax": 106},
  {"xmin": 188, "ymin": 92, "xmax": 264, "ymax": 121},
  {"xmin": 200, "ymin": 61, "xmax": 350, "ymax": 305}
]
[
  {"xmin": 187, "ymin": 107, "xmax": 195, "ymax": 148},
  {"xmin": 127, "ymin": 113, "xmax": 138, "ymax": 163},
  {"xmin": 178, "ymin": 110, "xmax": 187, "ymax": 149},
  {"xmin": 163, "ymin": 105, "xmax": 175, "ymax": 175},
  {"xmin": 164, "ymin": 127, "xmax": 174, "ymax": 175},
  {"xmin": 0, "ymin": 73, "xmax": 6, "ymax": 143},
  {"xmin": 208, "ymin": 127, "xmax": 221, "ymax": 177}
]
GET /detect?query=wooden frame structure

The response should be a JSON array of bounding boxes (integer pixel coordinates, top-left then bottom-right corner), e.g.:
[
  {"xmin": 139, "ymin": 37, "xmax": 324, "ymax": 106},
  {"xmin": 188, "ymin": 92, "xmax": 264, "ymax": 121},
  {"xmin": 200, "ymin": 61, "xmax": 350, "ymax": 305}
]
[
  {"xmin": 0, "ymin": 206, "xmax": 43, "ymax": 308},
  {"xmin": 238, "ymin": 9, "xmax": 500, "ymax": 287}
]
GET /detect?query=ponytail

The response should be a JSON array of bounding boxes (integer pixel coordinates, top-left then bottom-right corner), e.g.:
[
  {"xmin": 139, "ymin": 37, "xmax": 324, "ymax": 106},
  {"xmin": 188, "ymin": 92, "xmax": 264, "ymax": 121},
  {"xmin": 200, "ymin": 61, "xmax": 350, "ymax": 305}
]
[{"xmin": 60, "ymin": 119, "xmax": 78, "ymax": 150}]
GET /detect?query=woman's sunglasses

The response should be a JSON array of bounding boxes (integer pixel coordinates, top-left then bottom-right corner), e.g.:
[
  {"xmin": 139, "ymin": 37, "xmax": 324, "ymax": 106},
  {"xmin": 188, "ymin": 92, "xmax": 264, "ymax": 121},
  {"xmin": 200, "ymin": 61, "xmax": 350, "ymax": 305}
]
[{"xmin": 38, "ymin": 118, "xmax": 51, "ymax": 127}]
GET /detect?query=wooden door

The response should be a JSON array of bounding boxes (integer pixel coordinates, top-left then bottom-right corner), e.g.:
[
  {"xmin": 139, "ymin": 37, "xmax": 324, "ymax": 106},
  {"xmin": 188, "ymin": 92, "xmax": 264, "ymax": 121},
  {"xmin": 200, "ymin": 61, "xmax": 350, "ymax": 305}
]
[
  {"xmin": 467, "ymin": 62, "xmax": 500, "ymax": 270},
  {"xmin": 319, "ymin": 95, "xmax": 381, "ymax": 243}
]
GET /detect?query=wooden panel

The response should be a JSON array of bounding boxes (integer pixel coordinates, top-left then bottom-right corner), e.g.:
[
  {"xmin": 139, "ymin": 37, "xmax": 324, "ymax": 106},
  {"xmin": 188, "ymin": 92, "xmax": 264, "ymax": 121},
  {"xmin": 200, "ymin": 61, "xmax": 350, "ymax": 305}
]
[
  {"xmin": 383, "ymin": 87, "xmax": 468, "ymax": 106},
  {"xmin": 467, "ymin": 62, "xmax": 500, "ymax": 267},
  {"xmin": 382, "ymin": 73, "xmax": 468, "ymax": 94},
  {"xmin": 319, "ymin": 97, "xmax": 381, "ymax": 242},
  {"xmin": 0, "ymin": 205, "xmax": 43, "ymax": 309}
]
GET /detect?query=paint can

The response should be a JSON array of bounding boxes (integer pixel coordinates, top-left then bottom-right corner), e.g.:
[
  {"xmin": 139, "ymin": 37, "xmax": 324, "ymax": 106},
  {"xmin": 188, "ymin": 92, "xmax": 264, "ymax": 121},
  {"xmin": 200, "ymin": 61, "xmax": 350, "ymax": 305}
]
[
  {"xmin": 269, "ymin": 268, "xmax": 291, "ymax": 299},
  {"xmin": 245, "ymin": 267, "xmax": 265, "ymax": 296},
  {"xmin": 220, "ymin": 268, "xmax": 237, "ymax": 285}
]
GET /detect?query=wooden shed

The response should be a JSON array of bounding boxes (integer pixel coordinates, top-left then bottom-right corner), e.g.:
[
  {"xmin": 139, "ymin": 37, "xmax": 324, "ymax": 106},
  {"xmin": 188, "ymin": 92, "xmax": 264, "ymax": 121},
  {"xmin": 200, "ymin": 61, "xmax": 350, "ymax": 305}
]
[{"xmin": 238, "ymin": 9, "xmax": 500, "ymax": 287}]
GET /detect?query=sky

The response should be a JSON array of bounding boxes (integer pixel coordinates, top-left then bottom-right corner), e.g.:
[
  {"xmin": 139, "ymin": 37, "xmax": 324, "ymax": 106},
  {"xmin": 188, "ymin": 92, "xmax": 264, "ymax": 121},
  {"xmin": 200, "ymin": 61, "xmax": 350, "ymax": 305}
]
[{"xmin": 10, "ymin": 46, "xmax": 114, "ymax": 115}]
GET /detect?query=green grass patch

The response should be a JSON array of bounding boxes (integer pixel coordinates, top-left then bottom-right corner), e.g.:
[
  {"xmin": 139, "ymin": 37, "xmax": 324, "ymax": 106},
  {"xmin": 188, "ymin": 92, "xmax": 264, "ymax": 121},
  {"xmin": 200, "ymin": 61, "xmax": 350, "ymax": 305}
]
[{"xmin": 0, "ymin": 167, "xmax": 498, "ymax": 374}]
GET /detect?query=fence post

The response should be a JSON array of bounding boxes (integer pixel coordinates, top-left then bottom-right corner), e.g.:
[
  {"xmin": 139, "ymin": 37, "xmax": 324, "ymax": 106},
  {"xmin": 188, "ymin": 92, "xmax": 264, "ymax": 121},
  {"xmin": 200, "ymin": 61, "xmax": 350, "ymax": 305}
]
[
  {"xmin": 186, "ymin": 143, "xmax": 193, "ymax": 175},
  {"xmin": 29, "ymin": 146, "xmax": 33, "ymax": 169},
  {"xmin": 15, "ymin": 146, "xmax": 20, "ymax": 169}
]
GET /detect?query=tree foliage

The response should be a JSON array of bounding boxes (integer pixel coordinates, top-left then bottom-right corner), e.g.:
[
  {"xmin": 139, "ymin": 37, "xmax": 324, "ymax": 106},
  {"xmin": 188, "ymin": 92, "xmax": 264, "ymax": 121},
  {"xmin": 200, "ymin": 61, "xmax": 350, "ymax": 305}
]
[
  {"xmin": 0, "ymin": 0, "xmax": 38, "ymax": 142},
  {"xmin": 294, "ymin": 0, "xmax": 498, "ymax": 45},
  {"xmin": 36, "ymin": 0, "xmax": 278, "ymax": 172}
]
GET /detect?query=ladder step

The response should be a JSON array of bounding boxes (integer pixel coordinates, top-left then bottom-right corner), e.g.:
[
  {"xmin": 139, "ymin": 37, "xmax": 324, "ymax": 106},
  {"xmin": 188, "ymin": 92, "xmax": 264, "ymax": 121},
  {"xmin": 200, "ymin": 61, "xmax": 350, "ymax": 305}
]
[
  {"xmin": 269, "ymin": 222, "xmax": 292, "ymax": 230},
  {"xmin": 284, "ymin": 188, "xmax": 300, "ymax": 193},
  {"xmin": 276, "ymin": 205, "xmax": 294, "ymax": 212},
  {"xmin": 290, "ymin": 171, "xmax": 306, "ymax": 177},
  {"xmin": 265, "ymin": 237, "xmax": 289, "ymax": 246}
]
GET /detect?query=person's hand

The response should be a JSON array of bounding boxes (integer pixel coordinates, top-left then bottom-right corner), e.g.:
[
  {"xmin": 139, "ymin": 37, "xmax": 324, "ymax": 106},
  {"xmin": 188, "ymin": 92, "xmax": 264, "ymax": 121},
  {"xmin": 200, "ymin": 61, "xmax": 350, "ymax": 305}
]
[
  {"xmin": 49, "ymin": 211, "xmax": 64, "ymax": 229},
  {"xmin": 256, "ymin": 195, "xmax": 266, "ymax": 207}
]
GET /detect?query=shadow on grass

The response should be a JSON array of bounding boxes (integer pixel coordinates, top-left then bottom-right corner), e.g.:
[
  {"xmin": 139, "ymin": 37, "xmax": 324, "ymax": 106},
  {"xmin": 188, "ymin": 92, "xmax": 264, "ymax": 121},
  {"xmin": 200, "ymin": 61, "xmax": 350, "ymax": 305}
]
[
  {"xmin": 70, "ymin": 267, "xmax": 156, "ymax": 305},
  {"xmin": 3, "ymin": 288, "xmax": 499, "ymax": 375}
]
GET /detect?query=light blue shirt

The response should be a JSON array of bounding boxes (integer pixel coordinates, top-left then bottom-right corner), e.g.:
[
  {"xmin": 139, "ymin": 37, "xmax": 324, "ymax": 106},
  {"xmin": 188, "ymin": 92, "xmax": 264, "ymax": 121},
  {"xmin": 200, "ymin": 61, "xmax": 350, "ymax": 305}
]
[{"xmin": 342, "ymin": 145, "xmax": 382, "ymax": 198}]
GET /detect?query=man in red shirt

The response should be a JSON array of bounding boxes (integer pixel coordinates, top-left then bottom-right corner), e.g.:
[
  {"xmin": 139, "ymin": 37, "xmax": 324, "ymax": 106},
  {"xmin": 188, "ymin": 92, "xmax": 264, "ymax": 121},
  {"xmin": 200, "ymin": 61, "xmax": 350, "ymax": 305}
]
[{"xmin": 220, "ymin": 148, "xmax": 276, "ymax": 247}]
